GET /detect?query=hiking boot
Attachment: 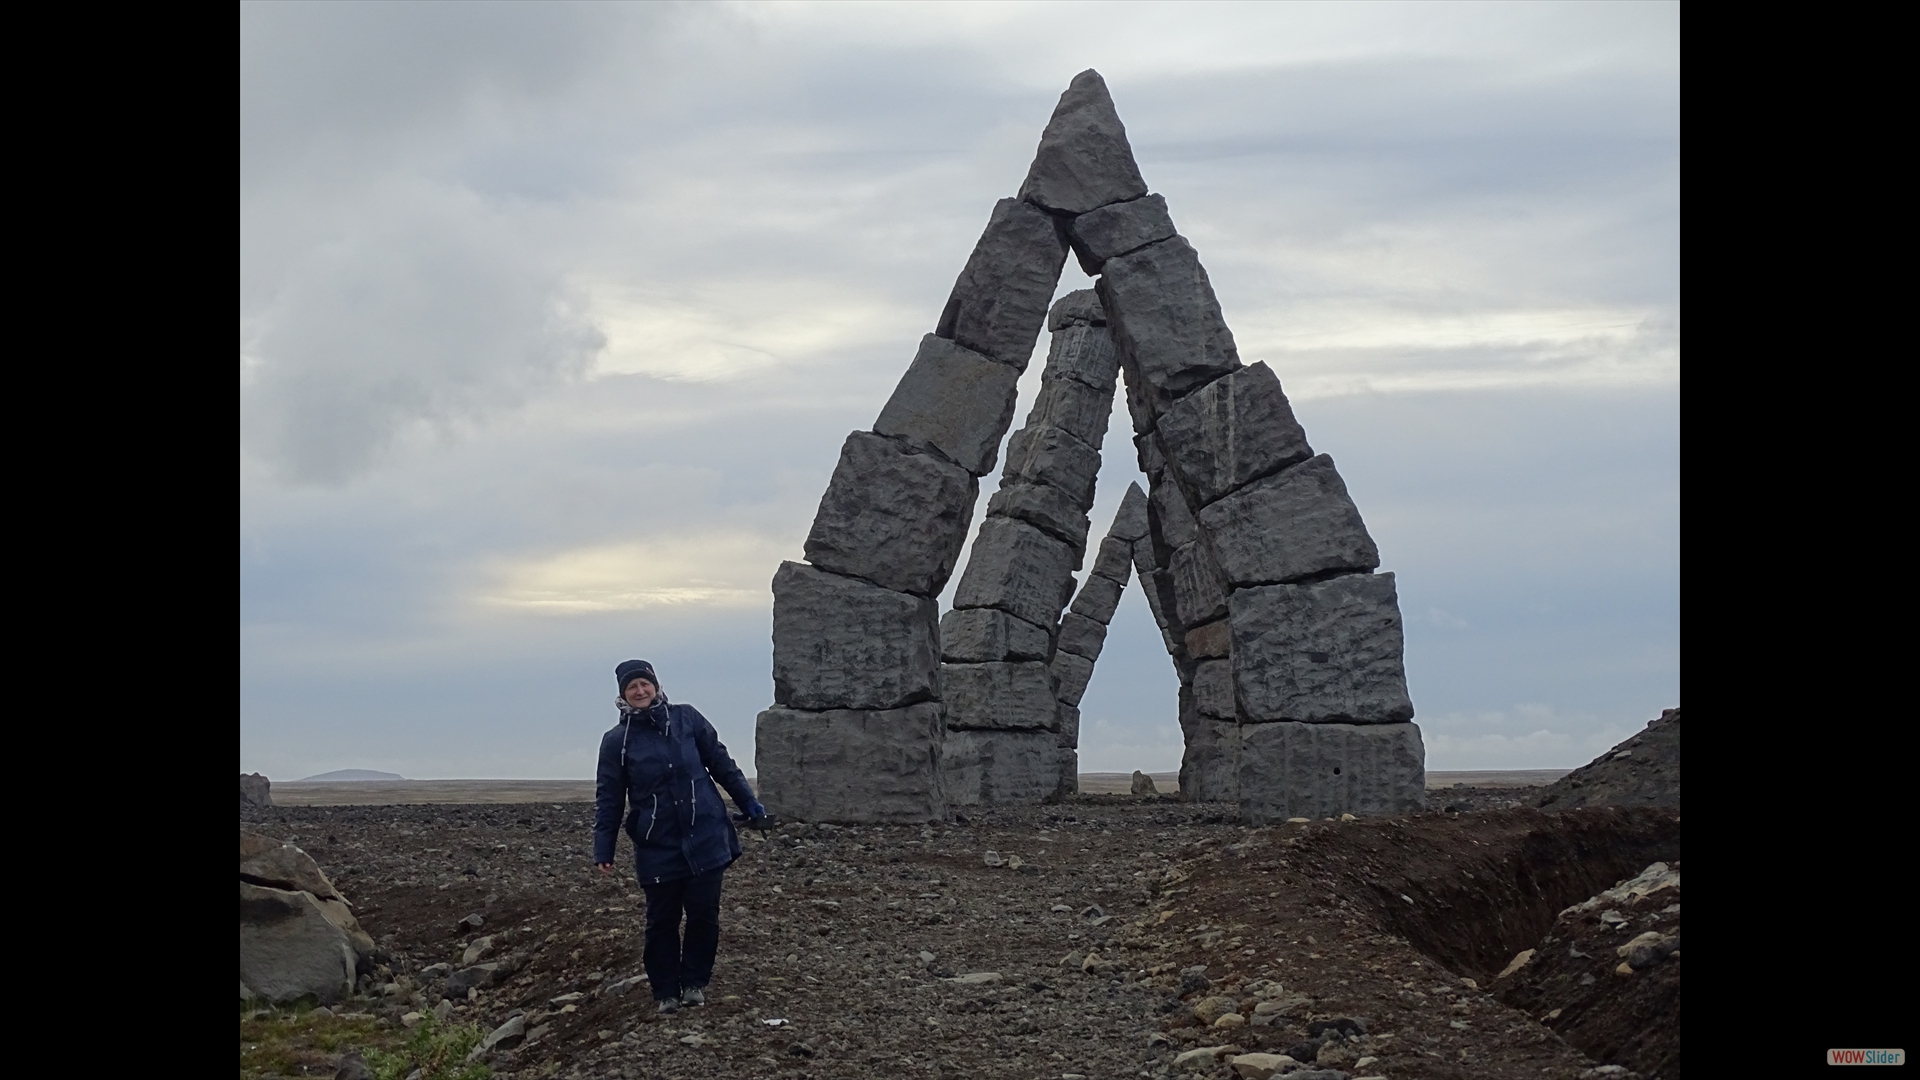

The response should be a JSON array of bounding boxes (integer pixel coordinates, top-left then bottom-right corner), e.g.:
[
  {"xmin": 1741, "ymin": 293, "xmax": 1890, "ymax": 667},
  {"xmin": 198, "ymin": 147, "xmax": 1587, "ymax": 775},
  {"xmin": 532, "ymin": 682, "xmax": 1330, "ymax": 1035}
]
[
  {"xmin": 680, "ymin": 987, "xmax": 705, "ymax": 1007},
  {"xmin": 655, "ymin": 997, "xmax": 680, "ymax": 1016}
]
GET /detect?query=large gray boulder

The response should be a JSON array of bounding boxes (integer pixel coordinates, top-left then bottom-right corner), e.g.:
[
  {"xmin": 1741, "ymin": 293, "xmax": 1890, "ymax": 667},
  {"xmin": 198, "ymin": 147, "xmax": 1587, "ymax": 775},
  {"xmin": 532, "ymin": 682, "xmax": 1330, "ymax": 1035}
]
[
  {"xmin": 1054, "ymin": 612, "xmax": 1108, "ymax": 661},
  {"xmin": 1068, "ymin": 571, "xmax": 1126, "ymax": 624},
  {"xmin": 1049, "ymin": 650, "xmax": 1095, "ymax": 708},
  {"xmin": 1001, "ymin": 425, "xmax": 1102, "ymax": 509},
  {"xmin": 804, "ymin": 431, "xmax": 978, "ymax": 596},
  {"xmin": 939, "ymin": 607, "xmax": 1051, "ymax": 664},
  {"xmin": 935, "ymin": 198, "xmax": 1070, "ymax": 371},
  {"xmin": 240, "ymin": 882, "xmax": 358, "ymax": 1005},
  {"xmin": 1192, "ymin": 658, "xmax": 1235, "ymax": 719},
  {"xmin": 1179, "ymin": 710, "xmax": 1240, "ymax": 803},
  {"xmin": 1047, "ymin": 289, "xmax": 1107, "ymax": 331},
  {"xmin": 1169, "ymin": 540, "xmax": 1229, "ymax": 630},
  {"xmin": 951, "ymin": 518, "xmax": 1079, "ymax": 630},
  {"xmin": 1155, "ymin": 361, "xmax": 1313, "ymax": 508},
  {"xmin": 754, "ymin": 703, "xmax": 946, "ymax": 822},
  {"xmin": 1098, "ymin": 236, "xmax": 1242, "ymax": 426},
  {"xmin": 943, "ymin": 729, "xmax": 1063, "ymax": 807},
  {"xmin": 1237, "ymin": 722, "xmax": 1426, "ymax": 822},
  {"xmin": 1197, "ymin": 455, "xmax": 1380, "ymax": 588},
  {"xmin": 941, "ymin": 662, "xmax": 1060, "ymax": 731},
  {"xmin": 1089, "ymin": 535, "xmax": 1134, "ymax": 585},
  {"xmin": 1147, "ymin": 474, "xmax": 1198, "ymax": 554},
  {"xmin": 771, "ymin": 562, "xmax": 939, "ymax": 711},
  {"xmin": 240, "ymin": 772, "xmax": 271, "ymax": 807},
  {"xmin": 986, "ymin": 482, "xmax": 1092, "ymax": 561},
  {"xmin": 1018, "ymin": 69, "xmax": 1148, "ymax": 216},
  {"xmin": 874, "ymin": 335, "xmax": 1023, "ymax": 476},
  {"xmin": 1025, "ymin": 375, "xmax": 1116, "ymax": 449},
  {"xmin": 1067, "ymin": 193, "xmax": 1176, "ymax": 274},
  {"xmin": 240, "ymin": 831, "xmax": 375, "ymax": 965},
  {"xmin": 1229, "ymin": 573, "xmax": 1414, "ymax": 724}
]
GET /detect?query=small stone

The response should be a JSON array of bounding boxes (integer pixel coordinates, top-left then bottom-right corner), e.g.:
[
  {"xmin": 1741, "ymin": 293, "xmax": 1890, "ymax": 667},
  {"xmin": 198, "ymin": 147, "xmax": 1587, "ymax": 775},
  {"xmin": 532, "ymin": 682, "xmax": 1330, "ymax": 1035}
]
[
  {"xmin": 460, "ymin": 935, "xmax": 495, "ymax": 966},
  {"xmin": 1060, "ymin": 950, "xmax": 1085, "ymax": 968},
  {"xmin": 1173, "ymin": 1046, "xmax": 1234, "ymax": 1069},
  {"xmin": 334, "ymin": 1052, "xmax": 376, "ymax": 1080},
  {"xmin": 950, "ymin": 972, "xmax": 1002, "ymax": 985},
  {"xmin": 983, "ymin": 850, "xmax": 1005, "ymax": 867},
  {"xmin": 399, "ymin": 1012, "xmax": 424, "ymax": 1027},
  {"xmin": 679, "ymin": 1033, "xmax": 709, "ymax": 1047},
  {"xmin": 431, "ymin": 999, "xmax": 453, "ymax": 1023},
  {"xmin": 456, "ymin": 913, "xmax": 485, "ymax": 933},
  {"xmin": 1227, "ymin": 1053, "xmax": 1297, "ymax": 1080},
  {"xmin": 1192, "ymin": 995, "xmax": 1237, "ymax": 1023},
  {"xmin": 1214, "ymin": 1013, "xmax": 1246, "ymax": 1028},
  {"xmin": 1130, "ymin": 770, "xmax": 1157, "ymax": 795},
  {"xmin": 1498, "ymin": 949, "xmax": 1536, "ymax": 978},
  {"xmin": 1614, "ymin": 962, "xmax": 1636, "ymax": 977},
  {"xmin": 466, "ymin": 1015, "xmax": 527, "ymax": 1061},
  {"xmin": 548, "ymin": 992, "xmax": 584, "ymax": 1005}
]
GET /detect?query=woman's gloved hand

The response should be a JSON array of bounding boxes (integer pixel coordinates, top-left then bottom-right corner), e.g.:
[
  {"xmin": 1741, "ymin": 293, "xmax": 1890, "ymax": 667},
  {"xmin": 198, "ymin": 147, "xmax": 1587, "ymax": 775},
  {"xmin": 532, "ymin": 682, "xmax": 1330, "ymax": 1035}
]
[{"xmin": 736, "ymin": 800, "xmax": 772, "ymax": 830}]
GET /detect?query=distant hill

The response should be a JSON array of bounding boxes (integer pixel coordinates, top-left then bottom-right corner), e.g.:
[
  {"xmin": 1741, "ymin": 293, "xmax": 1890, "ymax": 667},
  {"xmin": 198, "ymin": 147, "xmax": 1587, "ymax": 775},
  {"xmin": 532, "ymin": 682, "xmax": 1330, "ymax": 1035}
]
[{"xmin": 299, "ymin": 769, "xmax": 407, "ymax": 782}]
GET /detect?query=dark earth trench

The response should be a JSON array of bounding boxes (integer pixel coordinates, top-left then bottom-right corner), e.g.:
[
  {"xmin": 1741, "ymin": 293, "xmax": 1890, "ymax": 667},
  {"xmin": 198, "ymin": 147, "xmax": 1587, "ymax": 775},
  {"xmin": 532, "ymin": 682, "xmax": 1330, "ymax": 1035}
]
[{"xmin": 240, "ymin": 792, "xmax": 1680, "ymax": 1080}]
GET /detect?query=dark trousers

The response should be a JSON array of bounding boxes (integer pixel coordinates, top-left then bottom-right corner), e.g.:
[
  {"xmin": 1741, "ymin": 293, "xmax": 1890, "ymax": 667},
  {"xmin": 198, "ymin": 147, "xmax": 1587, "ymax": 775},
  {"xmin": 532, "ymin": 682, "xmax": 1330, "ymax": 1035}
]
[{"xmin": 640, "ymin": 867, "xmax": 724, "ymax": 1000}]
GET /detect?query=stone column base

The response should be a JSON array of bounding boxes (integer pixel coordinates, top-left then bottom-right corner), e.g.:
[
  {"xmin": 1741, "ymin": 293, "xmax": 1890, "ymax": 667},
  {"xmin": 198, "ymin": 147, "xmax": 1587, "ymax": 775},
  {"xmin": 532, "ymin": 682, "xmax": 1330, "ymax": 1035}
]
[
  {"xmin": 942, "ymin": 729, "xmax": 1060, "ymax": 807},
  {"xmin": 1237, "ymin": 721, "xmax": 1425, "ymax": 823},
  {"xmin": 1178, "ymin": 715, "xmax": 1240, "ymax": 803},
  {"xmin": 755, "ymin": 704, "xmax": 945, "ymax": 823}
]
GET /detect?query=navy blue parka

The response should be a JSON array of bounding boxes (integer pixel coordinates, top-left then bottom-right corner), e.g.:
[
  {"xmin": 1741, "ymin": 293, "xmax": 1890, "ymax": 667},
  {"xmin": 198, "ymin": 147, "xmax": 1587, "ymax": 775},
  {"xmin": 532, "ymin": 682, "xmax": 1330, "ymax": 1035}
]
[{"xmin": 593, "ymin": 697, "xmax": 759, "ymax": 884}]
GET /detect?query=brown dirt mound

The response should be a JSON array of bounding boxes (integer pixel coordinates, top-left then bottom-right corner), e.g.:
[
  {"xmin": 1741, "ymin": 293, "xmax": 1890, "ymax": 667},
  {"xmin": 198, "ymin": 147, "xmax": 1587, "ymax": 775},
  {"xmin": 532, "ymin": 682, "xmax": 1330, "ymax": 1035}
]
[
  {"xmin": 1494, "ymin": 862, "xmax": 1680, "ymax": 1079},
  {"xmin": 239, "ymin": 797, "xmax": 1679, "ymax": 1080},
  {"xmin": 1537, "ymin": 708, "xmax": 1680, "ymax": 810}
]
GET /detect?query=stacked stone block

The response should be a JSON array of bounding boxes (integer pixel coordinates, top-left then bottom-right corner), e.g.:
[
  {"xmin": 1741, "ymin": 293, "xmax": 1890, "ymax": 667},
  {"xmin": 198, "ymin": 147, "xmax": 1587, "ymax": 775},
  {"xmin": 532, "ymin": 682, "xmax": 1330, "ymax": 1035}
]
[
  {"xmin": 942, "ymin": 291, "xmax": 1121, "ymax": 808},
  {"xmin": 758, "ymin": 198, "xmax": 1070, "ymax": 823},
  {"xmin": 1045, "ymin": 482, "xmax": 1152, "ymax": 798}
]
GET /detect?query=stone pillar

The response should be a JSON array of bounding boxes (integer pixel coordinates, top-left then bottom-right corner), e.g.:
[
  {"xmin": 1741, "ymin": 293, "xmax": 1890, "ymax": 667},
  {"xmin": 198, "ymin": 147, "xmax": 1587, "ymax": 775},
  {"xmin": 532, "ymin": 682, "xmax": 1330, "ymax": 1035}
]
[
  {"xmin": 1046, "ymin": 481, "xmax": 1150, "ymax": 798},
  {"xmin": 759, "ymin": 200, "xmax": 1069, "ymax": 823},
  {"xmin": 941, "ymin": 291, "xmax": 1121, "ymax": 807}
]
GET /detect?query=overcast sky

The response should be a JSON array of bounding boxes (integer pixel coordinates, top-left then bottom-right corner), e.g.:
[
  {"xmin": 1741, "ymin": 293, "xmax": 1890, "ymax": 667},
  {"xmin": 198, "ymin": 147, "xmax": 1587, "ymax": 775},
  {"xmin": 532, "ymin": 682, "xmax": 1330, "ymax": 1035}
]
[{"xmin": 240, "ymin": 1, "xmax": 1678, "ymax": 781}]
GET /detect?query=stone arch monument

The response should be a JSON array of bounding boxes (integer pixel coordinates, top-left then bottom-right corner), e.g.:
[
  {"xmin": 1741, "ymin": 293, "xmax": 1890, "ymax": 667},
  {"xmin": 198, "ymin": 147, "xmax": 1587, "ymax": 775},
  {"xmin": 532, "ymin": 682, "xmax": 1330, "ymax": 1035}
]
[{"xmin": 757, "ymin": 70, "xmax": 1424, "ymax": 824}]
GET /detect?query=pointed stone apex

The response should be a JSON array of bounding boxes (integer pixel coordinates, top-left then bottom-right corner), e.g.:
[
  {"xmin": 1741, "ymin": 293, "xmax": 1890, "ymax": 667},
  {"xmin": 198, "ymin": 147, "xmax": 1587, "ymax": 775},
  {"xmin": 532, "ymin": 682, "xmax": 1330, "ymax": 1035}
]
[
  {"xmin": 1019, "ymin": 70, "xmax": 1148, "ymax": 216},
  {"xmin": 1110, "ymin": 482, "xmax": 1151, "ymax": 541}
]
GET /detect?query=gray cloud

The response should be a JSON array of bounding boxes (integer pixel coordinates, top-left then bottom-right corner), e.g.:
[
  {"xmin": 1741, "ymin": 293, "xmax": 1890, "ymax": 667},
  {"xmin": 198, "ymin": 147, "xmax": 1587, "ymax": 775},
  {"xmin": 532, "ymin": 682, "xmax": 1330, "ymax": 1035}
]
[{"xmin": 240, "ymin": 2, "xmax": 1678, "ymax": 778}]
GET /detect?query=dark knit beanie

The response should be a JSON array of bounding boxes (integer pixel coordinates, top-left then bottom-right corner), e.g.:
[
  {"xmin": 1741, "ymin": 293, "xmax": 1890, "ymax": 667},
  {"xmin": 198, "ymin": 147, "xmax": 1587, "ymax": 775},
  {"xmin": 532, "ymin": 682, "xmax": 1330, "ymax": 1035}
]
[{"xmin": 616, "ymin": 659, "xmax": 658, "ymax": 693}]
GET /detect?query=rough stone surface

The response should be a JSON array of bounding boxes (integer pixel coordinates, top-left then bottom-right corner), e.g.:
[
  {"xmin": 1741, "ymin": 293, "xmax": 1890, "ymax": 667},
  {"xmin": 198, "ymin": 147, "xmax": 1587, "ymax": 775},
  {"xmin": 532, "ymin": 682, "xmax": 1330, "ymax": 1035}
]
[
  {"xmin": 986, "ymin": 482, "xmax": 1091, "ymax": 562},
  {"xmin": 935, "ymin": 198, "xmax": 1070, "ymax": 371},
  {"xmin": 942, "ymin": 729, "xmax": 1063, "ymax": 807},
  {"xmin": 1053, "ymin": 747, "xmax": 1078, "ymax": 800},
  {"xmin": 240, "ymin": 882, "xmax": 358, "ymax": 1005},
  {"xmin": 1099, "ymin": 236, "xmax": 1241, "ymax": 428},
  {"xmin": 1067, "ymin": 193, "xmax": 1176, "ymax": 274},
  {"xmin": 1038, "ymin": 323, "xmax": 1120, "ymax": 395},
  {"xmin": 941, "ymin": 662, "xmax": 1059, "ymax": 732},
  {"xmin": 1001, "ymin": 425, "xmax": 1102, "ymax": 509},
  {"xmin": 754, "ymin": 703, "xmax": 946, "ymax": 822},
  {"xmin": 1179, "ymin": 710, "xmax": 1240, "ymax": 804},
  {"xmin": 1047, "ymin": 288, "xmax": 1107, "ymax": 331},
  {"xmin": 1170, "ymin": 540, "xmax": 1229, "ymax": 629},
  {"xmin": 1067, "ymin": 571, "xmax": 1125, "ymax": 624},
  {"xmin": 1198, "ymin": 454, "xmax": 1380, "ymax": 587},
  {"xmin": 1185, "ymin": 619, "xmax": 1231, "ymax": 659},
  {"xmin": 1056, "ymin": 704, "xmax": 1079, "ymax": 748},
  {"xmin": 1134, "ymin": 431, "xmax": 1166, "ymax": 476},
  {"xmin": 804, "ymin": 431, "xmax": 978, "ymax": 596},
  {"xmin": 951, "ymin": 518, "xmax": 1078, "ymax": 630},
  {"xmin": 1230, "ymin": 573, "xmax": 1414, "ymax": 725},
  {"xmin": 939, "ymin": 607, "xmax": 1051, "ymax": 664},
  {"xmin": 771, "ymin": 562, "xmax": 939, "ymax": 711},
  {"xmin": 1131, "ymin": 770, "xmax": 1158, "ymax": 795},
  {"xmin": 1237, "ymin": 722, "xmax": 1426, "ymax": 823},
  {"xmin": 874, "ymin": 334, "xmax": 1022, "ymax": 476},
  {"xmin": 1026, "ymin": 375, "xmax": 1115, "ymax": 449},
  {"xmin": 1089, "ymin": 535, "xmax": 1134, "ymax": 585},
  {"xmin": 1055, "ymin": 612, "xmax": 1108, "ymax": 661},
  {"xmin": 1050, "ymin": 650, "xmax": 1095, "ymax": 708},
  {"xmin": 1192, "ymin": 658, "xmax": 1235, "ymax": 719},
  {"xmin": 241, "ymin": 831, "xmax": 347, "ymax": 903},
  {"xmin": 241, "ymin": 772, "xmax": 272, "ymax": 807},
  {"xmin": 1018, "ymin": 69, "xmax": 1148, "ymax": 215},
  {"xmin": 1148, "ymin": 474, "xmax": 1199, "ymax": 554},
  {"xmin": 1110, "ymin": 481, "xmax": 1151, "ymax": 541},
  {"xmin": 1157, "ymin": 362, "xmax": 1314, "ymax": 508}
]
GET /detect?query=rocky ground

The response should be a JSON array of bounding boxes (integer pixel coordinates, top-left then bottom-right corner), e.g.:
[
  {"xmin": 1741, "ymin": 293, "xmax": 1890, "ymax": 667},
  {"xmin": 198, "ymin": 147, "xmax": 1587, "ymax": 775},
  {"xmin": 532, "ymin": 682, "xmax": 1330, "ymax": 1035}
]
[{"xmin": 241, "ymin": 790, "xmax": 1679, "ymax": 1080}]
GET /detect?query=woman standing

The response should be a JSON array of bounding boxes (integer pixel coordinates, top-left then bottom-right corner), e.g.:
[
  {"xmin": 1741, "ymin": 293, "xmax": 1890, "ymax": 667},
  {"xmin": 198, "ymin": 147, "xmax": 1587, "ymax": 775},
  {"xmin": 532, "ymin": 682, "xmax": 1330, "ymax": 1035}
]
[{"xmin": 594, "ymin": 659, "xmax": 766, "ymax": 1015}]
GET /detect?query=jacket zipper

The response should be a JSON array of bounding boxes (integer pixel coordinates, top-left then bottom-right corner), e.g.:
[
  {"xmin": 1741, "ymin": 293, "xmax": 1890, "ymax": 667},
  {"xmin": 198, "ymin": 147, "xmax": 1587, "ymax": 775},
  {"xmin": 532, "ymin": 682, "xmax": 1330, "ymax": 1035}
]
[{"xmin": 643, "ymin": 794, "xmax": 658, "ymax": 841}]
